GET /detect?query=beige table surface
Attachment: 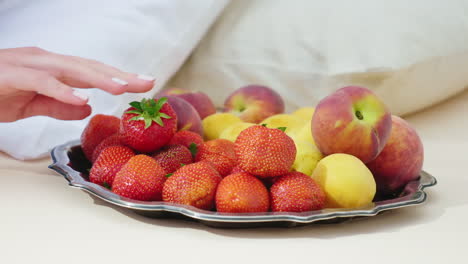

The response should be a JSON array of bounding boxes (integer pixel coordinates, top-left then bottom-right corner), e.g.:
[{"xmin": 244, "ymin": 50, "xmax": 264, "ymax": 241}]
[{"xmin": 1, "ymin": 90, "xmax": 467, "ymax": 264}]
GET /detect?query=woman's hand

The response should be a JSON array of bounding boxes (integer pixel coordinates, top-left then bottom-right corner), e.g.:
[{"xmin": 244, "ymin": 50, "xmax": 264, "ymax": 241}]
[{"xmin": 0, "ymin": 47, "xmax": 155, "ymax": 122}]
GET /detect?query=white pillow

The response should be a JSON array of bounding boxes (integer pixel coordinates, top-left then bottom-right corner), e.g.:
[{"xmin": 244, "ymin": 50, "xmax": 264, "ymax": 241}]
[
  {"xmin": 0, "ymin": 0, "xmax": 229, "ymax": 160},
  {"xmin": 168, "ymin": 0, "xmax": 468, "ymax": 115}
]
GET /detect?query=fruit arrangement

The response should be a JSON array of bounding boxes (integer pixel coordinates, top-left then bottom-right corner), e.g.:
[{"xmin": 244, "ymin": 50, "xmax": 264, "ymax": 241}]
[{"xmin": 81, "ymin": 85, "xmax": 424, "ymax": 214}]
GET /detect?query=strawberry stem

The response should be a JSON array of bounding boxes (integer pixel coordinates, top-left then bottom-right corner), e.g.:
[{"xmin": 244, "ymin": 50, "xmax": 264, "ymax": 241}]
[
  {"xmin": 102, "ymin": 182, "xmax": 111, "ymax": 190},
  {"xmin": 126, "ymin": 98, "xmax": 172, "ymax": 129},
  {"xmin": 189, "ymin": 143, "xmax": 198, "ymax": 157}
]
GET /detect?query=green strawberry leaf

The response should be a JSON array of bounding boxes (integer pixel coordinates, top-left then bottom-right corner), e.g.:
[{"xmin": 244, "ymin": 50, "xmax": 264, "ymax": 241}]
[
  {"xmin": 189, "ymin": 143, "xmax": 198, "ymax": 157},
  {"xmin": 129, "ymin": 101, "xmax": 142, "ymax": 111},
  {"xmin": 155, "ymin": 97, "xmax": 168, "ymax": 112},
  {"xmin": 261, "ymin": 123, "xmax": 267, "ymax": 127},
  {"xmin": 180, "ymin": 163, "xmax": 186, "ymax": 167},
  {"xmin": 140, "ymin": 99, "xmax": 151, "ymax": 114},
  {"xmin": 129, "ymin": 116, "xmax": 142, "ymax": 121},
  {"xmin": 277, "ymin": 127, "xmax": 287, "ymax": 132},
  {"xmin": 165, "ymin": 173, "xmax": 173, "ymax": 178},
  {"xmin": 159, "ymin": 113, "xmax": 172, "ymax": 119},
  {"xmin": 102, "ymin": 182, "xmax": 111, "ymax": 190},
  {"xmin": 147, "ymin": 99, "xmax": 157, "ymax": 116},
  {"xmin": 153, "ymin": 116, "xmax": 164, "ymax": 126},
  {"xmin": 125, "ymin": 110, "xmax": 142, "ymax": 115},
  {"xmin": 144, "ymin": 117, "xmax": 153, "ymax": 129},
  {"xmin": 126, "ymin": 97, "xmax": 171, "ymax": 129}
]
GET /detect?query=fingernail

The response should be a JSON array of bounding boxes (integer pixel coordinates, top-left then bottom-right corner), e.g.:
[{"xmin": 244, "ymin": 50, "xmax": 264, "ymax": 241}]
[
  {"xmin": 73, "ymin": 90, "xmax": 89, "ymax": 101},
  {"xmin": 137, "ymin": 74, "xmax": 155, "ymax": 81},
  {"xmin": 112, "ymin": 77, "xmax": 129, "ymax": 86}
]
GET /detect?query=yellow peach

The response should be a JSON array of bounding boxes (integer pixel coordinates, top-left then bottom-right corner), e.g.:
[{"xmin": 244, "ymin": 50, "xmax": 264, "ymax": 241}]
[
  {"xmin": 291, "ymin": 123, "xmax": 316, "ymax": 146},
  {"xmin": 261, "ymin": 114, "xmax": 304, "ymax": 136},
  {"xmin": 202, "ymin": 113, "xmax": 242, "ymax": 140},
  {"xmin": 219, "ymin": 122, "xmax": 256, "ymax": 142},
  {"xmin": 311, "ymin": 153, "xmax": 376, "ymax": 208},
  {"xmin": 292, "ymin": 107, "xmax": 315, "ymax": 122},
  {"xmin": 291, "ymin": 141, "xmax": 323, "ymax": 176}
]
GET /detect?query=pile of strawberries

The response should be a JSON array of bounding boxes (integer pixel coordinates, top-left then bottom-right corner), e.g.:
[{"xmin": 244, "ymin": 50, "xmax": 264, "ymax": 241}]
[{"xmin": 82, "ymin": 98, "xmax": 326, "ymax": 213}]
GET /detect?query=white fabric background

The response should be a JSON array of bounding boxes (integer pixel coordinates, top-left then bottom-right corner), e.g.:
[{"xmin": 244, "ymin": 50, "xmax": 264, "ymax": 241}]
[
  {"xmin": 169, "ymin": 0, "xmax": 468, "ymax": 115},
  {"xmin": 0, "ymin": 0, "xmax": 229, "ymax": 160}
]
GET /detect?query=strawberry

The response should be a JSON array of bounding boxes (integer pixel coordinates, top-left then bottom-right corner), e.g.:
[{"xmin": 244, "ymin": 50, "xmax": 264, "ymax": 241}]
[
  {"xmin": 120, "ymin": 98, "xmax": 177, "ymax": 153},
  {"xmin": 195, "ymin": 139, "xmax": 237, "ymax": 177},
  {"xmin": 152, "ymin": 144, "xmax": 193, "ymax": 174},
  {"xmin": 270, "ymin": 171, "xmax": 326, "ymax": 212},
  {"xmin": 81, "ymin": 114, "xmax": 120, "ymax": 161},
  {"xmin": 168, "ymin": 130, "xmax": 203, "ymax": 149},
  {"xmin": 112, "ymin": 154, "xmax": 167, "ymax": 201},
  {"xmin": 235, "ymin": 125, "xmax": 296, "ymax": 177},
  {"xmin": 230, "ymin": 165, "xmax": 244, "ymax": 174},
  {"xmin": 91, "ymin": 133, "xmax": 123, "ymax": 163},
  {"xmin": 215, "ymin": 172, "xmax": 270, "ymax": 213},
  {"xmin": 162, "ymin": 161, "xmax": 222, "ymax": 210},
  {"xmin": 89, "ymin": 146, "xmax": 135, "ymax": 188},
  {"xmin": 230, "ymin": 165, "xmax": 275, "ymax": 188}
]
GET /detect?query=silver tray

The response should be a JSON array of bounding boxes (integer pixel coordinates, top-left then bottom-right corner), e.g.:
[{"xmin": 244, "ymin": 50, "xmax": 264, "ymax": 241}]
[{"xmin": 49, "ymin": 139, "xmax": 437, "ymax": 228}]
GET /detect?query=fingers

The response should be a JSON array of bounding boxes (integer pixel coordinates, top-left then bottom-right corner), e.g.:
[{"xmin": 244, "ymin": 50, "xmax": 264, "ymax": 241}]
[
  {"xmin": 70, "ymin": 55, "xmax": 155, "ymax": 93},
  {"xmin": 3, "ymin": 66, "xmax": 89, "ymax": 106},
  {"xmin": 19, "ymin": 95, "xmax": 92, "ymax": 120},
  {"xmin": 13, "ymin": 47, "xmax": 155, "ymax": 95}
]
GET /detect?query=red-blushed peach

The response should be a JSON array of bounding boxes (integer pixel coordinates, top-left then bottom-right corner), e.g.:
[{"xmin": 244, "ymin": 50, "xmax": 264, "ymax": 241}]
[
  {"xmin": 223, "ymin": 85, "xmax": 285, "ymax": 123},
  {"xmin": 154, "ymin": 95, "xmax": 203, "ymax": 136},
  {"xmin": 311, "ymin": 86, "xmax": 392, "ymax": 163},
  {"xmin": 367, "ymin": 115, "xmax": 424, "ymax": 195},
  {"xmin": 155, "ymin": 88, "xmax": 216, "ymax": 119}
]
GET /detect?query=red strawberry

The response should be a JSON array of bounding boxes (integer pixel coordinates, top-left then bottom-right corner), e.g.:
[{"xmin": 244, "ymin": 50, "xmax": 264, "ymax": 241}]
[
  {"xmin": 89, "ymin": 146, "xmax": 135, "ymax": 187},
  {"xmin": 270, "ymin": 171, "xmax": 326, "ymax": 212},
  {"xmin": 81, "ymin": 114, "xmax": 120, "ymax": 161},
  {"xmin": 230, "ymin": 165, "xmax": 244, "ymax": 174},
  {"xmin": 91, "ymin": 133, "xmax": 123, "ymax": 163},
  {"xmin": 168, "ymin": 130, "xmax": 204, "ymax": 149},
  {"xmin": 162, "ymin": 162, "xmax": 222, "ymax": 210},
  {"xmin": 230, "ymin": 165, "xmax": 275, "ymax": 188},
  {"xmin": 112, "ymin": 154, "xmax": 167, "ymax": 201},
  {"xmin": 120, "ymin": 98, "xmax": 177, "ymax": 153},
  {"xmin": 215, "ymin": 172, "xmax": 270, "ymax": 213},
  {"xmin": 195, "ymin": 139, "xmax": 237, "ymax": 177},
  {"xmin": 235, "ymin": 125, "xmax": 296, "ymax": 177},
  {"xmin": 152, "ymin": 144, "xmax": 193, "ymax": 174}
]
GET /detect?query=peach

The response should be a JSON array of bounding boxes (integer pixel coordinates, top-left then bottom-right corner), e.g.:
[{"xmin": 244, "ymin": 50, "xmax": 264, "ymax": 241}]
[
  {"xmin": 155, "ymin": 88, "xmax": 216, "ymax": 119},
  {"xmin": 291, "ymin": 123, "xmax": 316, "ymax": 146},
  {"xmin": 224, "ymin": 85, "xmax": 285, "ymax": 123},
  {"xmin": 202, "ymin": 113, "xmax": 242, "ymax": 140},
  {"xmin": 260, "ymin": 114, "xmax": 304, "ymax": 136},
  {"xmin": 219, "ymin": 122, "xmax": 256, "ymax": 142},
  {"xmin": 291, "ymin": 140, "xmax": 323, "ymax": 176},
  {"xmin": 155, "ymin": 95, "xmax": 203, "ymax": 136},
  {"xmin": 367, "ymin": 115, "xmax": 424, "ymax": 195},
  {"xmin": 312, "ymin": 153, "xmax": 376, "ymax": 208},
  {"xmin": 311, "ymin": 86, "xmax": 392, "ymax": 163},
  {"xmin": 292, "ymin": 107, "xmax": 315, "ymax": 122}
]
